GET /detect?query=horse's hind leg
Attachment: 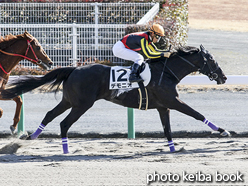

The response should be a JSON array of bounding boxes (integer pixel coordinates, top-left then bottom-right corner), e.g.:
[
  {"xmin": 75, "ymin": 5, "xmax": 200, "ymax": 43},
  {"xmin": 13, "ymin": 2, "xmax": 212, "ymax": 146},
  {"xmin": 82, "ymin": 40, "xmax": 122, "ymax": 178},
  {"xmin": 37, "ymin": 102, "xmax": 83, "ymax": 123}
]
[
  {"xmin": 60, "ymin": 103, "xmax": 94, "ymax": 154},
  {"xmin": 41, "ymin": 98, "xmax": 71, "ymax": 126},
  {"xmin": 28, "ymin": 98, "xmax": 71, "ymax": 140},
  {"xmin": 157, "ymin": 107, "xmax": 175, "ymax": 152}
]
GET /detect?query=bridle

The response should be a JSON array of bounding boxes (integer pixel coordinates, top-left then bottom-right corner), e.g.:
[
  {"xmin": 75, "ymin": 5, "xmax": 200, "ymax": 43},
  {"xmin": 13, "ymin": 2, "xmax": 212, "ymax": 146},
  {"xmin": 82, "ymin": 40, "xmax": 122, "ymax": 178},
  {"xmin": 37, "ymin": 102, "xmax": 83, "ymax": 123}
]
[
  {"xmin": 199, "ymin": 52, "xmax": 220, "ymax": 81},
  {"xmin": 160, "ymin": 49, "xmax": 220, "ymax": 82},
  {"xmin": 0, "ymin": 39, "xmax": 42, "ymax": 74}
]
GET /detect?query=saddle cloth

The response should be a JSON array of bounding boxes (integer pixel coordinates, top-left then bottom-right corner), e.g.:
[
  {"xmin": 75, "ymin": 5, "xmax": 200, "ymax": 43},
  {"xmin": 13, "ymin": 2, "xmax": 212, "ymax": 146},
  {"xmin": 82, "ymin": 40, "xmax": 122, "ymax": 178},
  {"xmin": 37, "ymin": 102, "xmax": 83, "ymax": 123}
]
[{"xmin": 109, "ymin": 63, "xmax": 151, "ymax": 90}]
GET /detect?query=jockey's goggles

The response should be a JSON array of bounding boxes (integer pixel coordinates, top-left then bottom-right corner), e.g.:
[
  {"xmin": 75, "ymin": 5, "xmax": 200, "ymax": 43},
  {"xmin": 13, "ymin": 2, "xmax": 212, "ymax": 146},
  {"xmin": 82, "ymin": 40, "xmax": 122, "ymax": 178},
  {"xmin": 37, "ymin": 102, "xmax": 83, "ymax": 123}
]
[
  {"xmin": 155, "ymin": 34, "xmax": 161, "ymax": 40},
  {"xmin": 154, "ymin": 34, "xmax": 161, "ymax": 42}
]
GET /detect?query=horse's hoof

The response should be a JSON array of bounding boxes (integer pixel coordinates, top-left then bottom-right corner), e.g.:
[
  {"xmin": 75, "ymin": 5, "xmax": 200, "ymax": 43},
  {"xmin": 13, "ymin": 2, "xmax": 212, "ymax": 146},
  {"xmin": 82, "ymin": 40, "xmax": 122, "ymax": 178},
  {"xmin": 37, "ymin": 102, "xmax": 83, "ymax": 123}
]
[
  {"xmin": 10, "ymin": 125, "xmax": 16, "ymax": 135},
  {"xmin": 19, "ymin": 134, "xmax": 29, "ymax": 140},
  {"xmin": 171, "ymin": 146, "xmax": 185, "ymax": 153},
  {"xmin": 220, "ymin": 130, "xmax": 231, "ymax": 137},
  {"xmin": 26, "ymin": 136, "xmax": 32, "ymax": 140}
]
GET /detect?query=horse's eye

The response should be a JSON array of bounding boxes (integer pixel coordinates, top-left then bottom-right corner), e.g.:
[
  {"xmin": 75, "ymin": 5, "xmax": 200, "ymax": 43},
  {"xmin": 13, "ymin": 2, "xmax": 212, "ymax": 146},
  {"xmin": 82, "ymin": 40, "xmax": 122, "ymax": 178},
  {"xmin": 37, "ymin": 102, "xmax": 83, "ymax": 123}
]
[{"xmin": 36, "ymin": 46, "xmax": 41, "ymax": 50}]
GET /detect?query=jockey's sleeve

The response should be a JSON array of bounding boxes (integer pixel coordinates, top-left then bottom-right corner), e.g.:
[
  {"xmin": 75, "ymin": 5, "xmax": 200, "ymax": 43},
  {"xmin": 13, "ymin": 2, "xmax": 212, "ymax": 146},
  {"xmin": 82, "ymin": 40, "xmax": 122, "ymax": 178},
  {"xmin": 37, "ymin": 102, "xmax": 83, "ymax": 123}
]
[
  {"xmin": 149, "ymin": 42, "xmax": 167, "ymax": 52},
  {"xmin": 140, "ymin": 38, "xmax": 164, "ymax": 59}
]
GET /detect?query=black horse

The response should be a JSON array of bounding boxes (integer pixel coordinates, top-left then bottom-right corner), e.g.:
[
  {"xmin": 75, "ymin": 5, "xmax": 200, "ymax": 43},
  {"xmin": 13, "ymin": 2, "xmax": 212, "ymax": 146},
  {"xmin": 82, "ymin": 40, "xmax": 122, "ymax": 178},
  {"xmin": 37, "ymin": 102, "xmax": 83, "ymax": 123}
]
[{"xmin": 1, "ymin": 45, "xmax": 230, "ymax": 154}]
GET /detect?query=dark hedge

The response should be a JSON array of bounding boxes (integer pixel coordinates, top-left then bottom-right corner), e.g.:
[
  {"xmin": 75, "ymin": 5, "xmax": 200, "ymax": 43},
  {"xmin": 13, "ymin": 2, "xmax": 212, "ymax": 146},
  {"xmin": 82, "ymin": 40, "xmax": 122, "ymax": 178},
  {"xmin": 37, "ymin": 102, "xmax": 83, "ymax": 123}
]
[{"xmin": 125, "ymin": 0, "xmax": 188, "ymax": 50}]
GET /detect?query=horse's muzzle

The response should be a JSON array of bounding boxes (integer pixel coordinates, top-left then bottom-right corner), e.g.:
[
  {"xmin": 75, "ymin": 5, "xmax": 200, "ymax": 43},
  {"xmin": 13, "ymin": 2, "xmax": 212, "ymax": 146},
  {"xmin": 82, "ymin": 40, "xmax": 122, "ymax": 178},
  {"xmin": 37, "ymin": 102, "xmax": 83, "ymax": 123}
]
[
  {"xmin": 47, "ymin": 60, "xmax": 53, "ymax": 67},
  {"xmin": 217, "ymin": 75, "xmax": 227, "ymax": 84},
  {"xmin": 40, "ymin": 60, "xmax": 53, "ymax": 70}
]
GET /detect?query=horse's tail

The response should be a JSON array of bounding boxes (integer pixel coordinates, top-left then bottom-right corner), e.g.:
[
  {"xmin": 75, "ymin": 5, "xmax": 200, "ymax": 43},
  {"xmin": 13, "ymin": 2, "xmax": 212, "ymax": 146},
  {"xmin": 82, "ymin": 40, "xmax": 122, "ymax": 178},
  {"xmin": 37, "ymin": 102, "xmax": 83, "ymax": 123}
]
[{"xmin": 1, "ymin": 67, "xmax": 76, "ymax": 99}]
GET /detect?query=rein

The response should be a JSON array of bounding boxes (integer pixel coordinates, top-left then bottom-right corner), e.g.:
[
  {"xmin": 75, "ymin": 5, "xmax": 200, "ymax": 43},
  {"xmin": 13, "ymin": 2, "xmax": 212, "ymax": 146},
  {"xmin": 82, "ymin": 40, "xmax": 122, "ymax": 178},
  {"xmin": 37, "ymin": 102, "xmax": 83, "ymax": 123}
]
[
  {"xmin": 158, "ymin": 51, "xmax": 219, "ymax": 83},
  {"xmin": 0, "ymin": 39, "xmax": 41, "ymax": 74},
  {"xmin": 158, "ymin": 57, "xmax": 168, "ymax": 85},
  {"xmin": 159, "ymin": 54, "xmax": 196, "ymax": 83},
  {"xmin": 176, "ymin": 55, "xmax": 196, "ymax": 68}
]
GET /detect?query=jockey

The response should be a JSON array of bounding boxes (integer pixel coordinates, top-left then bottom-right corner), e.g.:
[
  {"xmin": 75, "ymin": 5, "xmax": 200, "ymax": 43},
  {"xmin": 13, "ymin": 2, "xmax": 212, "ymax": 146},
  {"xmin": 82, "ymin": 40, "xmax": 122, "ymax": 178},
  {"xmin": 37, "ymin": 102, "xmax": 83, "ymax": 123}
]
[{"xmin": 112, "ymin": 23, "xmax": 171, "ymax": 83}]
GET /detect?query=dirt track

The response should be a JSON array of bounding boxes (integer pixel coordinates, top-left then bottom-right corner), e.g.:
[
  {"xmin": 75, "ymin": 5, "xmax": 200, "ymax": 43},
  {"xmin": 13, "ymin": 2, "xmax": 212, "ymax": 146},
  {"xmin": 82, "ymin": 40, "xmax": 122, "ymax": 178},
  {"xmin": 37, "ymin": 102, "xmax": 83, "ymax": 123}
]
[
  {"xmin": 1, "ymin": 138, "xmax": 248, "ymax": 185},
  {"xmin": 188, "ymin": 0, "xmax": 248, "ymax": 75},
  {"xmin": 189, "ymin": 0, "xmax": 248, "ymax": 32}
]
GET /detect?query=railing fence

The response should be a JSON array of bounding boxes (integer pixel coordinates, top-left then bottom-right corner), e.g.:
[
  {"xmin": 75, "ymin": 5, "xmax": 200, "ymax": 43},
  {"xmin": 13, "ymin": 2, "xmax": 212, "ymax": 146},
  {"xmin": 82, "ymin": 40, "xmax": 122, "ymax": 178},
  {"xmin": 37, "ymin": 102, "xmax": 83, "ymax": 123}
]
[{"xmin": 0, "ymin": 2, "xmax": 159, "ymax": 67}]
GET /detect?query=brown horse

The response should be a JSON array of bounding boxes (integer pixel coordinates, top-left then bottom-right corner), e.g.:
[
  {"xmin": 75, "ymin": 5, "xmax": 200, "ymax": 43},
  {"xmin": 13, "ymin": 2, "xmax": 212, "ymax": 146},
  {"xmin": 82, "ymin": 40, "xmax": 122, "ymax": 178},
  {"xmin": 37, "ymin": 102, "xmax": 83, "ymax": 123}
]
[{"xmin": 0, "ymin": 31, "xmax": 53, "ymax": 134}]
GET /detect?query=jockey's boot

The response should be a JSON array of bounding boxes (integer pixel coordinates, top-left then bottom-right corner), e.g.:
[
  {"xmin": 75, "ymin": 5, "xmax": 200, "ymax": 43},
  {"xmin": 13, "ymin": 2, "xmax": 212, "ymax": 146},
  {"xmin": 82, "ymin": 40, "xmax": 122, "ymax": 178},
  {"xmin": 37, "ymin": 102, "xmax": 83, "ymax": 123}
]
[{"xmin": 129, "ymin": 63, "xmax": 143, "ymax": 83}]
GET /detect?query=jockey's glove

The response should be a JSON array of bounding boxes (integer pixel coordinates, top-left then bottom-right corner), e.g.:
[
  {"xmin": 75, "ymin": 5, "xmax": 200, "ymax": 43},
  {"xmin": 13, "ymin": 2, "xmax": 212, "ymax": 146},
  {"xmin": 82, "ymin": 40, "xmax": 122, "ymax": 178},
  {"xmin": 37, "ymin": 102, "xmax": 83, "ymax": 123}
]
[{"xmin": 164, "ymin": 52, "xmax": 171, "ymax": 58}]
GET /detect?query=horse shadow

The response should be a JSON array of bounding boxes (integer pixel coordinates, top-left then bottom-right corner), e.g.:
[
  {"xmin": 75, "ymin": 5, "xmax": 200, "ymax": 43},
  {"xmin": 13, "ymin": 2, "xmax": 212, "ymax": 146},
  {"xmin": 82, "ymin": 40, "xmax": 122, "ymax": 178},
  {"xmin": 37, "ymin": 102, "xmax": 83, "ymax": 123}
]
[
  {"xmin": 0, "ymin": 139, "xmax": 245, "ymax": 163},
  {"xmin": 0, "ymin": 147, "xmax": 182, "ymax": 163}
]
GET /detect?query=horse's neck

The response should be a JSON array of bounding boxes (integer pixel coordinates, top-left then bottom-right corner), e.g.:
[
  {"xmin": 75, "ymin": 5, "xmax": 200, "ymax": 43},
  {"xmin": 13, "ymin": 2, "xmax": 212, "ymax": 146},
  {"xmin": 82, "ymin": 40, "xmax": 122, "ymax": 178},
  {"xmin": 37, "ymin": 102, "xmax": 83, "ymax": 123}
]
[
  {"xmin": 167, "ymin": 53, "xmax": 200, "ymax": 81},
  {"xmin": 1, "ymin": 55, "xmax": 21, "ymax": 74},
  {"xmin": 1, "ymin": 39, "xmax": 26, "ymax": 73}
]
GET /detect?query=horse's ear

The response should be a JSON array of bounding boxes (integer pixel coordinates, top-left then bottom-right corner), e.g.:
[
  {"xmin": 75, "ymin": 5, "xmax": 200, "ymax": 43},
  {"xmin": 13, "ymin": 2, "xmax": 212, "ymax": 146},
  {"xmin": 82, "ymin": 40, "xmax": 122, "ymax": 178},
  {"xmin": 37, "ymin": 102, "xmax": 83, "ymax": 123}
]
[
  {"xmin": 200, "ymin": 44, "xmax": 206, "ymax": 53},
  {"xmin": 24, "ymin": 31, "xmax": 33, "ymax": 40},
  {"xmin": 24, "ymin": 30, "xmax": 28, "ymax": 36}
]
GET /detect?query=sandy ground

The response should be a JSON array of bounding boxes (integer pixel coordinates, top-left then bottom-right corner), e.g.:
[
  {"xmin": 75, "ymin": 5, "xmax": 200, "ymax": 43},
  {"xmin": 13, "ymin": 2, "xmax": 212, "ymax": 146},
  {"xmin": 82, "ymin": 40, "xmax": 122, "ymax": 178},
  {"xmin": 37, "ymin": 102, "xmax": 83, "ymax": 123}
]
[
  {"xmin": 188, "ymin": 0, "xmax": 248, "ymax": 32},
  {"xmin": 0, "ymin": 138, "xmax": 248, "ymax": 186}
]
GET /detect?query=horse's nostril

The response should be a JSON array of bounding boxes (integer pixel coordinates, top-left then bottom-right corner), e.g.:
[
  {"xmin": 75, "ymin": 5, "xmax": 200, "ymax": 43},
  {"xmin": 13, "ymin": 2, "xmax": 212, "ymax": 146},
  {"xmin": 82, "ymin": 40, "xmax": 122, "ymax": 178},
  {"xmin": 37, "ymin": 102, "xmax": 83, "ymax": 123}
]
[{"xmin": 49, "ymin": 61, "xmax": 53, "ymax": 65}]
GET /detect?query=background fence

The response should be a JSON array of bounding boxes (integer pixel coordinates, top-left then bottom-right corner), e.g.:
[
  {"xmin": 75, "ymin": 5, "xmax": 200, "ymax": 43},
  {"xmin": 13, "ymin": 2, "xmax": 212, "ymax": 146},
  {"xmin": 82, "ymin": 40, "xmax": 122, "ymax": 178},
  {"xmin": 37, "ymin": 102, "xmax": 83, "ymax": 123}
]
[{"xmin": 0, "ymin": 3, "xmax": 159, "ymax": 68}]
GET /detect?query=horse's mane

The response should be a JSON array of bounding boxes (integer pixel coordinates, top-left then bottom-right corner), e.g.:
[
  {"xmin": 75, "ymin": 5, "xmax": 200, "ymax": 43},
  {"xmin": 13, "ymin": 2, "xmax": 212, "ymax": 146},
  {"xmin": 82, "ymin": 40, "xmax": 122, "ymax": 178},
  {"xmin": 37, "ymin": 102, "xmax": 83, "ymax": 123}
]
[
  {"xmin": 0, "ymin": 33, "xmax": 26, "ymax": 50},
  {"xmin": 172, "ymin": 46, "xmax": 200, "ymax": 57},
  {"xmin": 148, "ymin": 46, "xmax": 200, "ymax": 64}
]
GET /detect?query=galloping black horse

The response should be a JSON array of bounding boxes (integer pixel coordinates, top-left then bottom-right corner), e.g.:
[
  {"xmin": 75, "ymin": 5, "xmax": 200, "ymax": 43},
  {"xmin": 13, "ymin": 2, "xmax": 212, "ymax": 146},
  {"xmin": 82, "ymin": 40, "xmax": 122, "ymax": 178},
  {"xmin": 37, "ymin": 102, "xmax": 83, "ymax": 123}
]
[{"xmin": 1, "ymin": 45, "xmax": 230, "ymax": 154}]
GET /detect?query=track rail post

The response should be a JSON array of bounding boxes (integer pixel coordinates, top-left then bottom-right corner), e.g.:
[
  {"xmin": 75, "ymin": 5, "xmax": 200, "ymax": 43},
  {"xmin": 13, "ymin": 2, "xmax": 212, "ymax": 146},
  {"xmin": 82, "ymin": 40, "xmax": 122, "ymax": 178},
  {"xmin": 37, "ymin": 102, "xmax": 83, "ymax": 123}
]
[{"xmin": 127, "ymin": 108, "xmax": 135, "ymax": 138}]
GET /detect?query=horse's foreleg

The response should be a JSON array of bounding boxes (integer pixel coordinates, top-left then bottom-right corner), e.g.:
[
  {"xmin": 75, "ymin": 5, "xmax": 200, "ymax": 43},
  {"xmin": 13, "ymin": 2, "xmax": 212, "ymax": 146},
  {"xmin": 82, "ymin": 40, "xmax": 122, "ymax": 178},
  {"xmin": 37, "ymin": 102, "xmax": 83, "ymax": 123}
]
[
  {"xmin": 28, "ymin": 99, "xmax": 71, "ymax": 140},
  {"xmin": 171, "ymin": 97, "xmax": 230, "ymax": 136},
  {"xmin": 157, "ymin": 107, "xmax": 175, "ymax": 152},
  {"xmin": 11, "ymin": 96, "xmax": 23, "ymax": 134}
]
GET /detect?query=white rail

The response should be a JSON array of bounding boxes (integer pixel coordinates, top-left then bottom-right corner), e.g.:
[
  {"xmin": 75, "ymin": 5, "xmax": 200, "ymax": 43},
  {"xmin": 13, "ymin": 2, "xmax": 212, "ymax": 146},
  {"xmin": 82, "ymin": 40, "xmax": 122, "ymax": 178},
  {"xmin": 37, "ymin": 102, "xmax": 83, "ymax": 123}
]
[
  {"xmin": 137, "ymin": 3, "xmax": 159, "ymax": 25},
  {"xmin": 180, "ymin": 75, "xmax": 248, "ymax": 85}
]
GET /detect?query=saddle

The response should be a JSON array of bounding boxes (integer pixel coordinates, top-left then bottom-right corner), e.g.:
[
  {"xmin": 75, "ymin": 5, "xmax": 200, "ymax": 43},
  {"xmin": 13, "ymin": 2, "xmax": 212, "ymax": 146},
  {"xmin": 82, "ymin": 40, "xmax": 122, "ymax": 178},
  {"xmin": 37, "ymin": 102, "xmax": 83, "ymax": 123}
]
[{"xmin": 109, "ymin": 63, "xmax": 151, "ymax": 110}]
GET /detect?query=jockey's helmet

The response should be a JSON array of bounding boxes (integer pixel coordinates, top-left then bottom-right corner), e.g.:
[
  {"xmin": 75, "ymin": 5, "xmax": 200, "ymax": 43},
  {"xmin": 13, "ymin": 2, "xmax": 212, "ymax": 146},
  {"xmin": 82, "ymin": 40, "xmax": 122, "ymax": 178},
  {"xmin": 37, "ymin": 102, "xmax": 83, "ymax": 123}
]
[{"xmin": 149, "ymin": 24, "xmax": 165, "ymax": 37}]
